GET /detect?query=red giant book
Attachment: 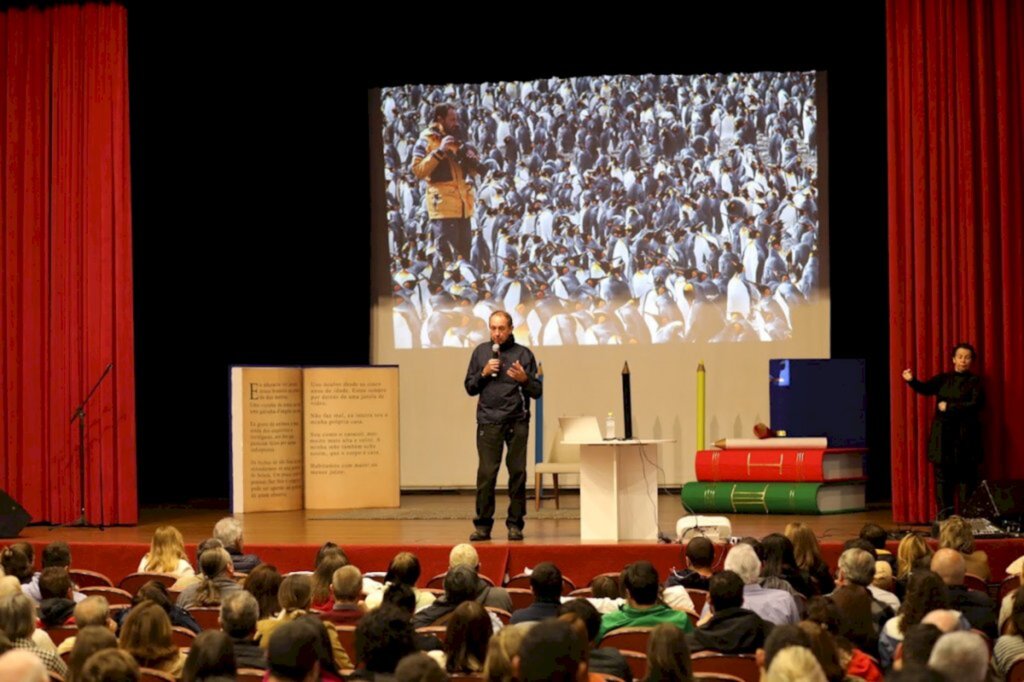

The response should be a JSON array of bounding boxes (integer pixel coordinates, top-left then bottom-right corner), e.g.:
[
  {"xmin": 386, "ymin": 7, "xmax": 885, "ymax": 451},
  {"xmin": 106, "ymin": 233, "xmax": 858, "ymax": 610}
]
[{"xmin": 694, "ymin": 448, "xmax": 867, "ymax": 482}]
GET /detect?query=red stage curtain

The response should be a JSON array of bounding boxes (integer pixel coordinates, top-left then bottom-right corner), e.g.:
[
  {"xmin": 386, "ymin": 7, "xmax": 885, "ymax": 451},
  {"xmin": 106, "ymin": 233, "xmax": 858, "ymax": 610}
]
[
  {"xmin": 887, "ymin": 0, "xmax": 1024, "ymax": 523},
  {"xmin": 1, "ymin": 3, "xmax": 136, "ymax": 524}
]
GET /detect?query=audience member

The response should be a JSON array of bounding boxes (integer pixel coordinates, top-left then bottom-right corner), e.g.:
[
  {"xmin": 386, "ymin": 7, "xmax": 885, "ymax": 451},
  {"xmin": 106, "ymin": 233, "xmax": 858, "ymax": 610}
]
[
  {"xmin": 930, "ymin": 547, "xmax": 996, "ymax": 637},
  {"xmin": 254, "ymin": 574, "xmax": 351, "ymax": 670},
  {"xmin": 176, "ymin": 547, "xmax": 240, "ymax": 610},
  {"xmin": 242, "ymin": 563, "xmax": 282, "ymax": 619},
  {"xmin": 559, "ymin": 598, "xmax": 632, "ymax": 681},
  {"xmin": 0, "ymin": 592, "xmax": 67, "ymax": 675},
  {"xmin": 138, "ymin": 525, "xmax": 195, "ymax": 577},
  {"xmin": 181, "ymin": 630, "xmax": 236, "ymax": 682},
  {"xmin": 993, "ymin": 586, "xmax": 1024, "ymax": 677},
  {"xmin": 596, "ymin": 561, "xmax": 692, "ymax": 642},
  {"xmin": 118, "ymin": 599, "xmax": 186, "ymax": 675},
  {"xmin": 878, "ymin": 570, "xmax": 951, "ymax": 668},
  {"xmin": 213, "ymin": 516, "xmax": 262, "ymax": 573},
  {"xmin": 786, "ymin": 522, "xmax": 835, "ymax": 595},
  {"xmin": 319, "ymin": 565, "xmax": 366, "ymax": 625},
  {"xmin": 57, "ymin": 595, "xmax": 116, "ymax": 656},
  {"xmin": 927, "ymin": 631, "xmax": 988, "ymax": 682},
  {"xmin": 937, "ymin": 516, "xmax": 990, "ymax": 581},
  {"xmin": 665, "ymin": 537, "xmax": 715, "ymax": 590},
  {"xmin": 688, "ymin": 570, "xmax": 771, "ymax": 654},
  {"xmin": 364, "ymin": 552, "xmax": 435, "ymax": 613},
  {"xmin": 719, "ymin": 542, "xmax": 799, "ymax": 625},
  {"xmin": 352, "ymin": 605, "xmax": 416, "ymax": 680},
  {"xmin": 64, "ymin": 625, "xmax": 118, "ymax": 682},
  {"xmin": 219, "ymin": 590, "xmax": 266, "ymax": 669},
  {"xmin": 510, "ymin": 561, "xmax": 563, "ymax": 624},
  {"xmin": 515, "ymin": 619, "xmax": 588, "ymax": 682}
]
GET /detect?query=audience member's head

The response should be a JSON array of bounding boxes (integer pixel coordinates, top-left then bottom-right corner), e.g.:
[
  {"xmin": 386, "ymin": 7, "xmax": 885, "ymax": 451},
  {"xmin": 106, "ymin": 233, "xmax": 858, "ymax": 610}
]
[
  {"xmin": 356, "ymin": 605, "xmax": 415, "ymax": 673},
  {"xmin": 449, "ymin": 543, "xmax": 481, "ymax": 572},
  {"xmin": 843, "ymin": 537, "xmax": 878, "ymax": 559},
  {"xmin": 797, "ymin": 621, "xmax": 843, "ymax": 682},
  {"xmin": 0, "ymin": 577, "xmax": 20, "ymax": 599},
  {"xmin": 331, "ymin": 565, "xmax": 363, "ymax": 603},
  {"xmin": 384, "ymin": 552, "xmax": 422, "ymax": 587},
  {"xmin": 764, "ymin": 645, "xmax": 826, "ymax": 682},
  {"xmin": 41, "ymin": 541, "xmax": 73, "ymax": 569},
  {"xmin": 0, "ymin": 592, "xmax": 36, "ymax": 640},
  {"xmin": 443, "ymin": 601, "xmax": 492, "ymax": 673},
  {"xmin": 118, "ymin": 599, "xmax": 179, "ymax": 669},
  {"xmin": 79, "ymin": 649, "xmax": 140, "ymax": 682},
  {"xmin": 708, "ymin": 570, "xmax": 744, "ymax": 612},
  {"xmin": 897, "ymin": 623, "xmax": 942, "ymax": 670},
  {"xmin": 278, "ymin": 574, "xmax": 313, "ymax": 612},
  {"xmin": 199, "ymin": 547, "xmax": 232, "ymax": 579},
  {"xmin": 859, "ymin": 523, "xmax": 888, "ymax": 551},
  {"xmin": 181, "ymin": 630, "xmax": 235, "ymax": 682},
  {"xmin": 739, "ymin": 537, "xmax": 764, "ymax": 561},
  {"xmin": 873, "ymin": 560, "xmax": 894, "ymax": 590},
  {"xmin": 0, "ymin": 649, "xmax": 47, "ymax": 682},
  {"xmin": 621, "ymin": 561, "xmax": 660, "ymax": 606},
  {"xmin": 219, "ymin": 590, "xmax": 259, "ymax": 639},
  {"xmin": 590, "ymin": 575, "xmax": 619, "ymax": 599},
  {"xmin": 920, "ymin": 609, "xmax": 965, "ymax": 633},
  {"xmin": 0, "ymin": 547, "xmax": 32, "ymax": 584},
  {"xmin": 212, "ymin": 516, "xmax": 245, "ymax": 552},
  {"xmin": 930, "ymin": 548, "xmax": 966, "ymax": 586},
  {"xmin": 382, "ymin": 582, "xmax": 417, "ymax": 615},
  {"xmin": 897, "ymin": 533, "xmax": 934, "ymax": 578},
  {"xmin": 558, "ymin": 598, "xmax": 601, "ymax": 645},
  {"xmin": 785, "ymin": 522, "xmax": 824, "ymax": 572},
  {"xmin": 443, "ymin": 565, "xmax": 480, "ymax": 605},
  {"xmin": 74, "ymin": 596, "xmax": 113, "ymax": 630},
  {"xmin": 66, "ymin": 625, "xmax": 118, "ymax": 682},
  {"xmin": 242, "ymin": 563, "xmax": 282, "ymax": 619},
  {"xmin": 828, "ymin": 585, "xmax": 876, "ymax": 650},
  {"xmin": 645, "ymin": 621, "xmax": 693, "ymax": 682},
  {"xmin": 685, "ymin": 537, "xmax": 715, "ymax": 570},
  {"xmin": 760, "ymin": 624, "xmax": 811, "ymax": 672},
  {"xmin": 804, "ymin": 596, "xmax": 840, "ymax": 635},
  {"xmin": 515, "ymin": 619, "xmax": 587, "ymax": 682},
  {"xmin": 760, "ymin": 533, "xmax": 799, "ymax": 578},
  {"xmin": 39, "ymin": 566, "xmax": 72, "ymax": 601},
  {"xmin": 837, "ymin": 548, "xmax": 875, "ymax": 587},
  {"xmin": 724, "ymin": 542, "xmax": 761, "ymax": 586},
  {"xmin": 900, "ymin": 570, "xmax": 949, "ymax": 634},
  {"xmin": 395, "ymin": 652, "xmax": 447, "ymax": 682},
  {"xmin": 133, "ymin": 581, "xmax": 173, "ymax": 613},
  {"xmin": 143, "ymin": 526, "xmax": 188, "ymax": 573},
  {"xmin": 927, "ymin": 631, "xmax": 988, "ymax": 682},
  {"xmin": 311, "ymin": 549, "xmax": 348, "ymax": 605},
  {"xmin": 314, "ymin": 542, "xmax": 344, "ymax": 568},
  {"xmin": 529, "ymin": 562, "xmax": 563, "ymax": 602},
  {"xmin": 938, "ymin": 516, "xmax": 976, "ymax": 554},
  {"xmin": 481, "ymin": 622, "xmax": 526, "ymax": 682},
  {"xmin": 266, "ymin": 616, "xmax": 320, "ymax": 682}
]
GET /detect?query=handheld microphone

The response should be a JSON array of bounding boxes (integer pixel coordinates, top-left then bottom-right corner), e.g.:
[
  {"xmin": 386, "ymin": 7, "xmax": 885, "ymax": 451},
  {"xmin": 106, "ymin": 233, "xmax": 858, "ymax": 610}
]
[{"xmin": 491, "ymin": 343, "xmax": 500, "ymax": 377}]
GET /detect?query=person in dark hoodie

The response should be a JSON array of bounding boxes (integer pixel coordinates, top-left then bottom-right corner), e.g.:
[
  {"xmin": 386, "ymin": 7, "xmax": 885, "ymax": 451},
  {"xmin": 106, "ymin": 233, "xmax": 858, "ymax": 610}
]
[
  {"xmin": 114, "ymin": 580, "xmax": 202, "ymax": 634},
  {"xmin": 410, "ymin": 565, "xmax": 501, "ymax": 631},
  {"xmin": 559, "ymin": 598, "xmax": 632, "ymax": 682},
  {"xmin": 688, "ymin": 570, "xmax": 772, "ymax": 654},
  {"xmin": 38, "ymin": 567, "xmax": 77, "ymax": 628}
]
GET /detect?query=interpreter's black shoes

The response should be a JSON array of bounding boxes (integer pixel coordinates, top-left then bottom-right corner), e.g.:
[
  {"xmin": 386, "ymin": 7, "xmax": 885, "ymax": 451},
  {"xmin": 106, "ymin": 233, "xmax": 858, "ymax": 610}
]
[
  {"xmin": 507, "ymin": 527, "xmax": 524, "ymax": 541},
  {"xmin": 469, "ymin": 528, "xmax": 492, "ymax": 542}
]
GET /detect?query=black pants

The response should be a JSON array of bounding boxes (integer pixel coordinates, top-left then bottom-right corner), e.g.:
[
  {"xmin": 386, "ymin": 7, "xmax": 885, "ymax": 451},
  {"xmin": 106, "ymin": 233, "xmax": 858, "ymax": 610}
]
[
  {"xmin": 474, "ymin": 421, "xmax": 528, "ymax": 531},
  {"xmin": 935, "ymin": 459, "xmax": 979, "ymax": 518},
  {"xmin": 430, "ymin": 218, "xmax": 471, "ymax": 261}
]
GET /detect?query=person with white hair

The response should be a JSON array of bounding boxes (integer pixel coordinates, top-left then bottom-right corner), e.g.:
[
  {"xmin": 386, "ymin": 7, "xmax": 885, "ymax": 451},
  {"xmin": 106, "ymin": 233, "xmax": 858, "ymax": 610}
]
[
  {"xmin": 928, "ymin": 631, "xmax": 988, "ymax": 682},
  {"xmin": 213, "ymin": 516, "xmax": 261, "ymax": 572},
  {"xmin": 711, "ymin": 543, "xmax": 799, "ymax": 625},
  {"xmin": 0, "ymin": 649, "xmax": 48, "ymax": 682}
]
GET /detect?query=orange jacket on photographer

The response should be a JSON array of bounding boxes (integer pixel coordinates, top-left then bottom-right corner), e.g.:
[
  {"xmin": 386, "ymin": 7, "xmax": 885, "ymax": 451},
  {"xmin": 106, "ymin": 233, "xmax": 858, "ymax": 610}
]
[{"xmin": 411, "ymin": 121, "xmax": 476, "ymax": 220}]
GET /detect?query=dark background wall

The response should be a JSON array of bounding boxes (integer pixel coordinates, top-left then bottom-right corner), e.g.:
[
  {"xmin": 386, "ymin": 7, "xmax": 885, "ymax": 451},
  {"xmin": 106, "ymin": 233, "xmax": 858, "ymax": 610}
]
[{"xmin": 127, "ymin": 3, "xmax": 889, "ymax": 506}]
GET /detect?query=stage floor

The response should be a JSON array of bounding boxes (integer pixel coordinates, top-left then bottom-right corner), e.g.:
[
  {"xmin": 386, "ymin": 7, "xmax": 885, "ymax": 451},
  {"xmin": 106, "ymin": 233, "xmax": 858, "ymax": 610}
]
[{"xmin": 23, "ymin": 492, "xmax": 924, "ymax": 546}]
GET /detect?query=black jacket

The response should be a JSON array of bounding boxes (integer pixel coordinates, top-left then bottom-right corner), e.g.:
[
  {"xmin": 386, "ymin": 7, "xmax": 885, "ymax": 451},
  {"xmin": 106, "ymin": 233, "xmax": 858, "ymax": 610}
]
[
  {"xmin": 464, "ymin": 335, "xmax": 541, "ymax": 424},
  {"xmin": 688, "ymin": 607, "xmax": 772, "ymax": 654}
]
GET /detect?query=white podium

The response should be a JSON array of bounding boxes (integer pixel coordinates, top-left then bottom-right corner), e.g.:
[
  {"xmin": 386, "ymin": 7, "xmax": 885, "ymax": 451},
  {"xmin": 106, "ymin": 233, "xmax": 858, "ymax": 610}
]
[{"xmin": 575, "ymin": 439, "xmax": 673, "ymax": 542}]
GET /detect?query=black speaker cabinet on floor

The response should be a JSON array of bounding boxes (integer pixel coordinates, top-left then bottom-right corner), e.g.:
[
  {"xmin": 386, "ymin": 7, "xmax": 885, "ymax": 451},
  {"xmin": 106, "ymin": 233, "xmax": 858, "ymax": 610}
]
[
  {"xmin": 0, "ymin": 490, "xmax": 31, "ymax": 538},
  {"xmin": 963, "ymin": 480, "xmax": 1024, "ymax": 521}
]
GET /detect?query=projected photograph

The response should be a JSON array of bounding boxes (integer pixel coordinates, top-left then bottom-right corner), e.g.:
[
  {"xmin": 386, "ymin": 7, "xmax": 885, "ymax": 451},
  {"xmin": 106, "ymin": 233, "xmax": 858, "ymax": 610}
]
[{"xmin": 381, "ymin": 71, "xmax": 822, "ymax": 348}]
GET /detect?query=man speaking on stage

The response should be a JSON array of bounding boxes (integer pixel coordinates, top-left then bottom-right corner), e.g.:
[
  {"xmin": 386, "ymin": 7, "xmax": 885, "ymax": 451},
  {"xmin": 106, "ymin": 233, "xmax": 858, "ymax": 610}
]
[{"xmin": 464, "ymin": 311, "xmax": 542, "ymax": 542}]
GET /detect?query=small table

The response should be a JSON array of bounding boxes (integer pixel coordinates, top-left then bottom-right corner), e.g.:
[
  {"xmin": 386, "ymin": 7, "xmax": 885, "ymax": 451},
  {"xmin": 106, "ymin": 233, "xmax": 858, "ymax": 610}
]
[{"xmin": 574, "ymin": 439, "xmax": 673, "ymax": 541}]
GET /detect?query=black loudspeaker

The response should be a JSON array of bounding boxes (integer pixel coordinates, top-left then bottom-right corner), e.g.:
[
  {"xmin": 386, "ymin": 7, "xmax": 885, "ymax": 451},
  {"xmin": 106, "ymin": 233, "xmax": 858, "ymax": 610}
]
[
  {"xmin": 0, "ymin": 489, "xmax": 31, "ymax": 538},
  {"xmin": 963, "ymin": 480, "xmax": 1024, "ymax": 521}
]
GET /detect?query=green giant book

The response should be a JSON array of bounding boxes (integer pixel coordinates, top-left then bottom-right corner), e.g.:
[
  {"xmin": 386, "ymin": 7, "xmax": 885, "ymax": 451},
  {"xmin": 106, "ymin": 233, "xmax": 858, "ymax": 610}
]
[{"xmin": 681, "ymin": 481, "xmax": 866, "ymax": 514}]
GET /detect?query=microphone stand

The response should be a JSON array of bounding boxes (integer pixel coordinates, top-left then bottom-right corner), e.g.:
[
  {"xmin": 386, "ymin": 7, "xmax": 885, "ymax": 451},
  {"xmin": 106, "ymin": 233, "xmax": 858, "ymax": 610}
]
[{"xmin": 55, "ymin": 362, "xmax": 113, "ymax": 530}]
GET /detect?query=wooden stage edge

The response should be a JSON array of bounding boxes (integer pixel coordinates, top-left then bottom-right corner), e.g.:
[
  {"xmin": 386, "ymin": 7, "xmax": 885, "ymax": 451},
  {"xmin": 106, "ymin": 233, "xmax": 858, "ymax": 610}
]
[{"xmin": 21, "ymin": 492, "xmax": 929, "ymax": 547}]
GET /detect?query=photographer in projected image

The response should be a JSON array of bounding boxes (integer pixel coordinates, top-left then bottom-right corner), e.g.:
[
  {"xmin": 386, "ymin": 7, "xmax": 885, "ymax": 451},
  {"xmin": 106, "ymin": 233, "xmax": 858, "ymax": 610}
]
[
  {"xmin": 411, "ymin": 103, "xmax": 481, "ymax": 262},
  {"xmin": 901, "ymin": 343, "xmax": 984, "ymax": 519}
]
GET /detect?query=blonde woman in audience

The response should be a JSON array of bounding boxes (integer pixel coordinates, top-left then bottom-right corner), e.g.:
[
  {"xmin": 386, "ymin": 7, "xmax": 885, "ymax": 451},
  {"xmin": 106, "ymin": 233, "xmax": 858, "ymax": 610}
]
[
  {"xmin": 137, "ymin": 525, "xmax": 195, "ymax": 577},
  {"xmin": 118, "ymin": 600, "xmax": 187, "ymax": 676},
  {"xmin": 786, "ymin": 522, "xmax": 836, "ymax": 595},
  {"xmin": 938, "ymin": 516, "xmax": 990, "ymax": 581},
  {"xmin": 764, "ymin": 645, "xmax": 827, "ymax": 682},
  {"xmin": 481, "ymin": 622, "xmax": 526, "ymax": 682},
  {"xmin": 254, "ymin": 573, "xmax": 352, "ymax": 670}
]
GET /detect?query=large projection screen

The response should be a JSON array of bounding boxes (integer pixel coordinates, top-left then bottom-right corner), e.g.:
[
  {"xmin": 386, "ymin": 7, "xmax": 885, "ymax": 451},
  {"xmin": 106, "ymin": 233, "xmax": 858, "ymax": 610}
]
[{"xmin": 370, "ymin": 71, "xmax": 829, "ymax": 489}]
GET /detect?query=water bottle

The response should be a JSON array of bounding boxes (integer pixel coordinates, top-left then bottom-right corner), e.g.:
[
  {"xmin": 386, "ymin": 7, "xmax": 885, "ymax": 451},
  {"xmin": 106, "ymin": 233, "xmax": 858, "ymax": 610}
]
[{"xmin": 605, "ymin": 412, "xmax": 616, "ymax": 440}]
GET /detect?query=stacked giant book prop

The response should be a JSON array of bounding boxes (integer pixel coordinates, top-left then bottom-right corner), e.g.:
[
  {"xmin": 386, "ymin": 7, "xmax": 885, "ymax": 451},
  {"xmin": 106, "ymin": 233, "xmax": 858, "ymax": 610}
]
[{"xmin": 681, "ymin": 437, "xmax": 867, "ymax": 514}]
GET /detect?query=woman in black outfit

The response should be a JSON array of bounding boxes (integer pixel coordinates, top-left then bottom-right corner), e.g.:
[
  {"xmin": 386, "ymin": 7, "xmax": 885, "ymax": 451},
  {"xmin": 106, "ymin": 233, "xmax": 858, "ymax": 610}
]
[{"xmin": 902, "ymin": 342, "xmax": 983, "ymax": 517}]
